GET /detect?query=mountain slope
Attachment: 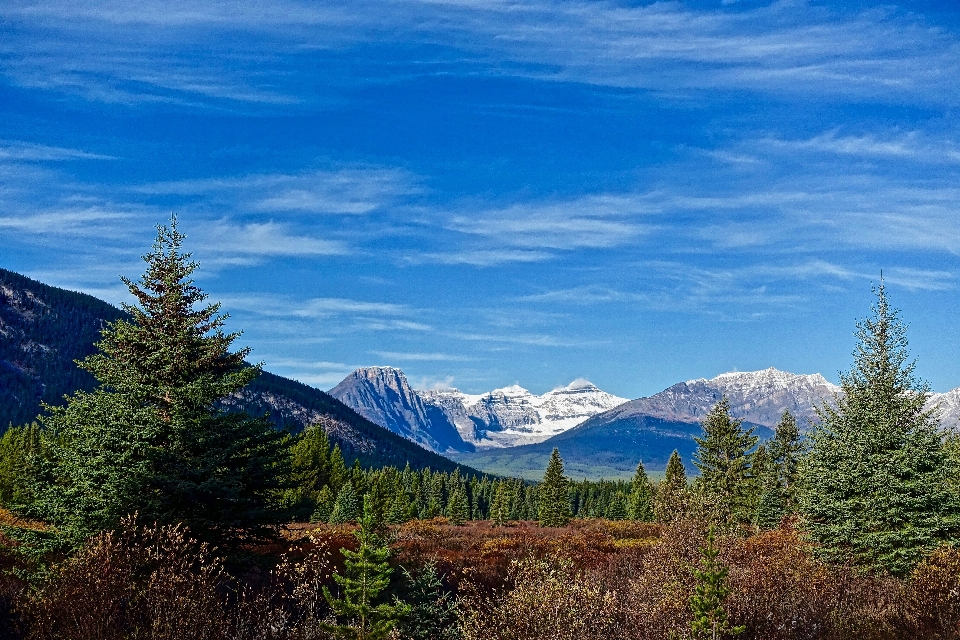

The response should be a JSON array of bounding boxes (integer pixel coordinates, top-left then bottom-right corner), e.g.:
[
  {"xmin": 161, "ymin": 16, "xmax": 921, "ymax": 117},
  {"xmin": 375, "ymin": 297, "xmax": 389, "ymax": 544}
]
[
  {"xmin": 328, "ymin": 367, "xmax": 469, "ymax": 453},
  {"xmin": 453, "ymin": 369, "xmax": 832, "ymax": 479},
  {"xmin": 0, "ymin": 268, "xmax": 472, "ymax": 474}
]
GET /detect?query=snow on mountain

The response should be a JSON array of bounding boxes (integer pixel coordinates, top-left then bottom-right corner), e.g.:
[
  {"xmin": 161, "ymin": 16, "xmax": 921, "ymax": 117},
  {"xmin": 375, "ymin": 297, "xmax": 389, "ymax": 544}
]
[
  {"xmin": 423, "ymin": 380, "xmax": 629, "ymax": 449},
  {"xmin": 929, "ymin": 387, "xmax": 960, "ymax": 429},
  {"xmin": 589, "ymin": 367, "xmax": 840, "ymax": 430}
]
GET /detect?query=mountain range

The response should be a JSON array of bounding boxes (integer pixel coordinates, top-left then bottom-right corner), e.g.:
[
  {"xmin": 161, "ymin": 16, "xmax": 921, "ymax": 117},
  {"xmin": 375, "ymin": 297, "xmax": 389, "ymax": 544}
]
[
  {"xmin": 330, "ymin": 365, "xmax": 960, "ymax": 479},
  {"xmin": 7, "ymin": 265, "xmax": 960, "ymax": 482},
  {"xmin": 329, "ymin": 367, "xmax": 627, "ymax": 453},
  {"xmin": 0, "ymin": 268, "xmax": 473, "ymax": 475}
]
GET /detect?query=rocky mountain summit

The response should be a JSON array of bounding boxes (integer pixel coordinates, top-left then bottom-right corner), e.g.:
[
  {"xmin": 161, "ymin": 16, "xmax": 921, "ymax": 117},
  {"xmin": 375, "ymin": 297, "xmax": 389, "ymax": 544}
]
[{"xmin": 602, "ymin": 367, "xmax": 841, "ymax": 430}]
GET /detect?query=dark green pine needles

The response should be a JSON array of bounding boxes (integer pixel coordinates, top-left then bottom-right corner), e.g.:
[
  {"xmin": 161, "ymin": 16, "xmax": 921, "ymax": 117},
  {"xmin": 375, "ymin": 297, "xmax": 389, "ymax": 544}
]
[
  {"xmin": 31, "ymin": 217, "xmax": 290, "ymax": 547},
  {"xmin": 801, "ymin": 285, "xmax": 960, "ymax": 576},
  {"xmin": 689, "ymin": 526, "xmax": 744, "ymax": 640},
  {"xmin": 322, "ymin": 497, "xmax": 410, "ymax": 640},
  {"xmin": 693, "ymin": 397, "xmax": 758, "ymax": 526},
  {"xmin": 538, "ymin": 448, "xmax": 571, "ymax": 527}
]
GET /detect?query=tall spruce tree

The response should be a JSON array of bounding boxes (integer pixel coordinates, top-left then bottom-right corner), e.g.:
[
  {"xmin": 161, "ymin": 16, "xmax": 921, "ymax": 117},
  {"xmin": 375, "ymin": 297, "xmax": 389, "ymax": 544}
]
[
  {"xmin": 693, "ymin": 397, "xmax": 758, "ymax": 526},
  {"xmin": 32, "ymin": 218, "xmax": 289, "ymax": 546},
  {"xmin": 655, "ymin": 450, "xmax": 688, "ymax": 523},
  {"xmin": 768, "ymin": 410, "xmax": 804, "ymax": 514},
  {"xmin": 538, "ymin": 448, "xmax": 571, "ymax": 527},
  {"xmin": 800, "ymin": 285, "xmax": 960, "ymax": 575},
  {"xmin": 752, "ymin": 445, "xmax": 785, "ymax": 530},
  {"xmin": 628, "ymin": 461, "xmax": 655, "ymax": 522},
  {"xmin": 286, "ymin": 424, "xmax": 333, "ymax": 520}
]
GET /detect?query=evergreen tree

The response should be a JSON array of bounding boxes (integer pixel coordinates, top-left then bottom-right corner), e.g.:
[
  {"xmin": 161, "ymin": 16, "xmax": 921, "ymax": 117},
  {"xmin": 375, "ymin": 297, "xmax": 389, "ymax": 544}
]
[
  {"xmin": 393, "ymin": 563, "xmax": 458, "ymax": 640},
  {"xmin": 768, "ymin": 410, "xmax": 805, "ymax": 513},
  {"xmin": 800, "ymin": 285, "xmax": 960, "ymax": 575},
  {"xmin": 32, "ymin": 218, "xmax": 289, "ymax": 546},
  {"xmin": 330, "ymin": 483, "xmax": 361, "ymax": 524},
  {"xmin": 322, "ymin": 497, "xmax": 410, "ymax": 639},
  {"xmin": 606, "ymin": 491, "xmax": 628, "ymax": 520},
  {"xmin": 627, "ymin": 461, "xmax": 655, "ymax": 522},
  {"xmin": 751, "ymin": 445, "xmax": 785, "ymax": 530},
  {"xmin": 386, "ymin": 487, "xmax": 413, "ymax": 525},
  {"xmin": 491, "ymin": 483, "xmax": 510, "ymax": 527},
  {"xmin": 538, "ymin": 448, "xmax": 571, "ymax": 528},
  {"xmin": 689, "ymin": 526, "xmax": 744, "ymax": 640},
  {"xmin": 0, "ymin": 422, "xmax": 43, "ymax": 510},
  {"xmin": 312, "ymin": 485, "xmax": 335, "ymax": 524},
  {"xmin": 446, "ymin": 485, "xmax": 469, "ymax": 526},
  {"xmin": 329, "ymin": 444, "xmax": 349, "ymax": 493},
  {"xmin": 655, "ymin": 450, "xmax": 688, "ymax": 523},
  {"xmin": 287, "ymin": 424, "xmax": 332, "ymax": 519},
  {"xmin": 693, "ymin": 397, "xmax": 758, "ymax": 526}
]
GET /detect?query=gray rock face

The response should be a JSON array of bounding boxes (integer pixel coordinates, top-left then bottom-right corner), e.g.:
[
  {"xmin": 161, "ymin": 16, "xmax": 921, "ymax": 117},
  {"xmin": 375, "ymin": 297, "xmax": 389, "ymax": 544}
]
[{"xmin": 329, "ymin": 367, "xmax": 469, "ymax": 453}]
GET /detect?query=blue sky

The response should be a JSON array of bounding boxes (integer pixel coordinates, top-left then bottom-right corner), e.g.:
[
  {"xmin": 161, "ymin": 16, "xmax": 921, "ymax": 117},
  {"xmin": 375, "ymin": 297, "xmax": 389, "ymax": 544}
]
[{"xmin": 3, "ymin": 0, "xmax": 960, "ymax": 398}]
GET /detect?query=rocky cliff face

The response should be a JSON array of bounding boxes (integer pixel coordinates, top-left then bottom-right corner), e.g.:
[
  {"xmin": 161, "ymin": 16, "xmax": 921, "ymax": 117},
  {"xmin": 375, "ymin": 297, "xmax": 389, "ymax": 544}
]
[{"xmin": 328, "ymin": 367, "xmax": 469, "ymax": 453}]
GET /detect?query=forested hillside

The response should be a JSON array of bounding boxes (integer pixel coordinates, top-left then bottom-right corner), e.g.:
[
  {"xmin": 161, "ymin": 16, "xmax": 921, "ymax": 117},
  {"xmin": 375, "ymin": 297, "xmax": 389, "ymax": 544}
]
[{"xmin": 0, "ymin": 267, "xmax": 469, "ymax": 474}]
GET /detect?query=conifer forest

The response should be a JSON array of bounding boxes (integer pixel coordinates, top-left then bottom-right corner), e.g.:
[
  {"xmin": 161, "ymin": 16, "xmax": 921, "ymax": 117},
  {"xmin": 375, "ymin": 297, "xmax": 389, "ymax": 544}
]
[{"xmin": 1, "ymin": 220, "xmax": 960, "ymax": 640}]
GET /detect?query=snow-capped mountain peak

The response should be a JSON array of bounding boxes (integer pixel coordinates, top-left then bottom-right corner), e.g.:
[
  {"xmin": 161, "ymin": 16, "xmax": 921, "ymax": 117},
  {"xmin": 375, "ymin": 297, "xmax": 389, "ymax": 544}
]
[{"xmin": 331, "ymin": 368, "xmax": 629, "ymax": 452}]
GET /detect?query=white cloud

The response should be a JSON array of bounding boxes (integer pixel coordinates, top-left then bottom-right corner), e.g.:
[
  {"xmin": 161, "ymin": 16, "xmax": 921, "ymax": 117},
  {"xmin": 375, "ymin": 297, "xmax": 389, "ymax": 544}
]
[
  {"xmin": 138, "ymin": 167, "xmax": 415, "ymax": 215},
  {"xmin": 7, "ymin": 1, "xmax": 960, "ymax": 106},
  {"xmin": 0, "ymin": 141, "xmax": 115, "ymax": 161},
  {"xmin": 371, "ymin": 351, "xmax": 471, "ymax": 361},
  {"xmin": 196, "ymin": 221, "xmax": 349, "ymax": 257}
]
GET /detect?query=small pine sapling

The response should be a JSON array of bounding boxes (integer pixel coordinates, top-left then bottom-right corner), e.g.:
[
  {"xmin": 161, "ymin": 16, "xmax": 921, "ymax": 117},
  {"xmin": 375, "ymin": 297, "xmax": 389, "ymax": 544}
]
[
  {"xmin": 321, "ymin": 497, "xmax": 410, "ymax": 640},
  {"xmin": 689, "ymin": 526, "xmax": 744, "ymax": 640}
]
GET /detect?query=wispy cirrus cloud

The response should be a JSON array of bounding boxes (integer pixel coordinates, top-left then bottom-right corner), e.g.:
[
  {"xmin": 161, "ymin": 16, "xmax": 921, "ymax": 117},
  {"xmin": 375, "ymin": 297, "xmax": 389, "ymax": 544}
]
[
  {"xmin": 6, "ymin": 1, "xmax": 960, "ymax": 107},
  {"xmin": 0, "ymin": 207, "xmax": 141, "ymax": 237},
  {"xmin": 0, "ymin": 141, "xmax": 115, "ymax": 161},
  {"xmin": 221, "ymin": 294, "xmax": 412, "ymax": 318},
  {"xmin": 371, "ymin": 350, "xmax": 472, "ymax": 362},
  {"xmin": 195, "ymin": 220, "xmax": 349, "ymax": 258},
  {"xmin": 440, "ymin": 194, "xmax": 653, "ymax": 259},
  {"xmin": 136, "ymin": 167, "xmax": 417, "ymax": 215}
]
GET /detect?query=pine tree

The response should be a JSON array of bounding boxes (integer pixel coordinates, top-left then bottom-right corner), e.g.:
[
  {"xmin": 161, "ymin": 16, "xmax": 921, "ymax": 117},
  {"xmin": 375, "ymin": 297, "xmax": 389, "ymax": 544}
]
[
  {"xmin": 0, "ymin": 422, "xmax": 43, "ymax": 510},
  {"xmin": 538, "ymin": 448, "xmax": 571, "ymax": 528},
  {"xmin": 752, "ymin": 445, "xmax": 784, "ymax": 530},
  {"xmin": 312, "ymin": 485, "xmax": 335, "ymax": 524},
  {"xmin": 693, "ymin": 397, "xmax": 758, "ymax": 526},
  {"xmin": 606, "ymin": 491, "xmax": 628, "ymax": 520},
  {"xmin": 330, "ymin": 483, "xmax": 361, "ymax": 524},
  {"xmin": 446, "ymin": 485, "xmax": 469, "ymax": 526},
  {"xmin": 386, "ymin": 486, "xmax": 413, "ymax": 525},
  {"xmin": 491, "ymin": 482, "xmax": 510, "ymax": 527},
  {"xmin": 329, "ymin": 444, "xmax": 349, "ymax": 493},
  {"xmin": 768, "ymin": 410, "xmax": 805, "ymax": 513},
  {"xmin": 655, "ymin": 450, "xmax": 688, "ymax": 523},
  {"xmin": 32, "ymin": 218, "xmax": 289, "ymax": 546},
  {"xmin": 801, "ymin": 285, "xmax": 960, "ymax": 575},
  {"xmin": 287, "ymin": 424, "xmax": 332, "ymax": 519},
  {"xmin": 628, "ymin": 461, "xmax": 655, "ymax": 522},
  {"xmin": 322, "ymin": 497, "xmax": 410, "ymax": 639},
  {"xmin": 689, "ymin": 526, "xmax": 744, "ymax": 640},
  {"xmin": 393, "ymin": 563, "xmax": 458, "ymax": 640}
]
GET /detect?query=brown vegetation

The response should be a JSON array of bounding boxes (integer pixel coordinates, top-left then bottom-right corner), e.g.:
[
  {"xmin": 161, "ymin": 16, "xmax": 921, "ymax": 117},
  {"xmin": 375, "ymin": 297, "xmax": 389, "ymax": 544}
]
[{"xmin": 0, "ymin": 517, "xmax": 959, "ymax": 639}]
